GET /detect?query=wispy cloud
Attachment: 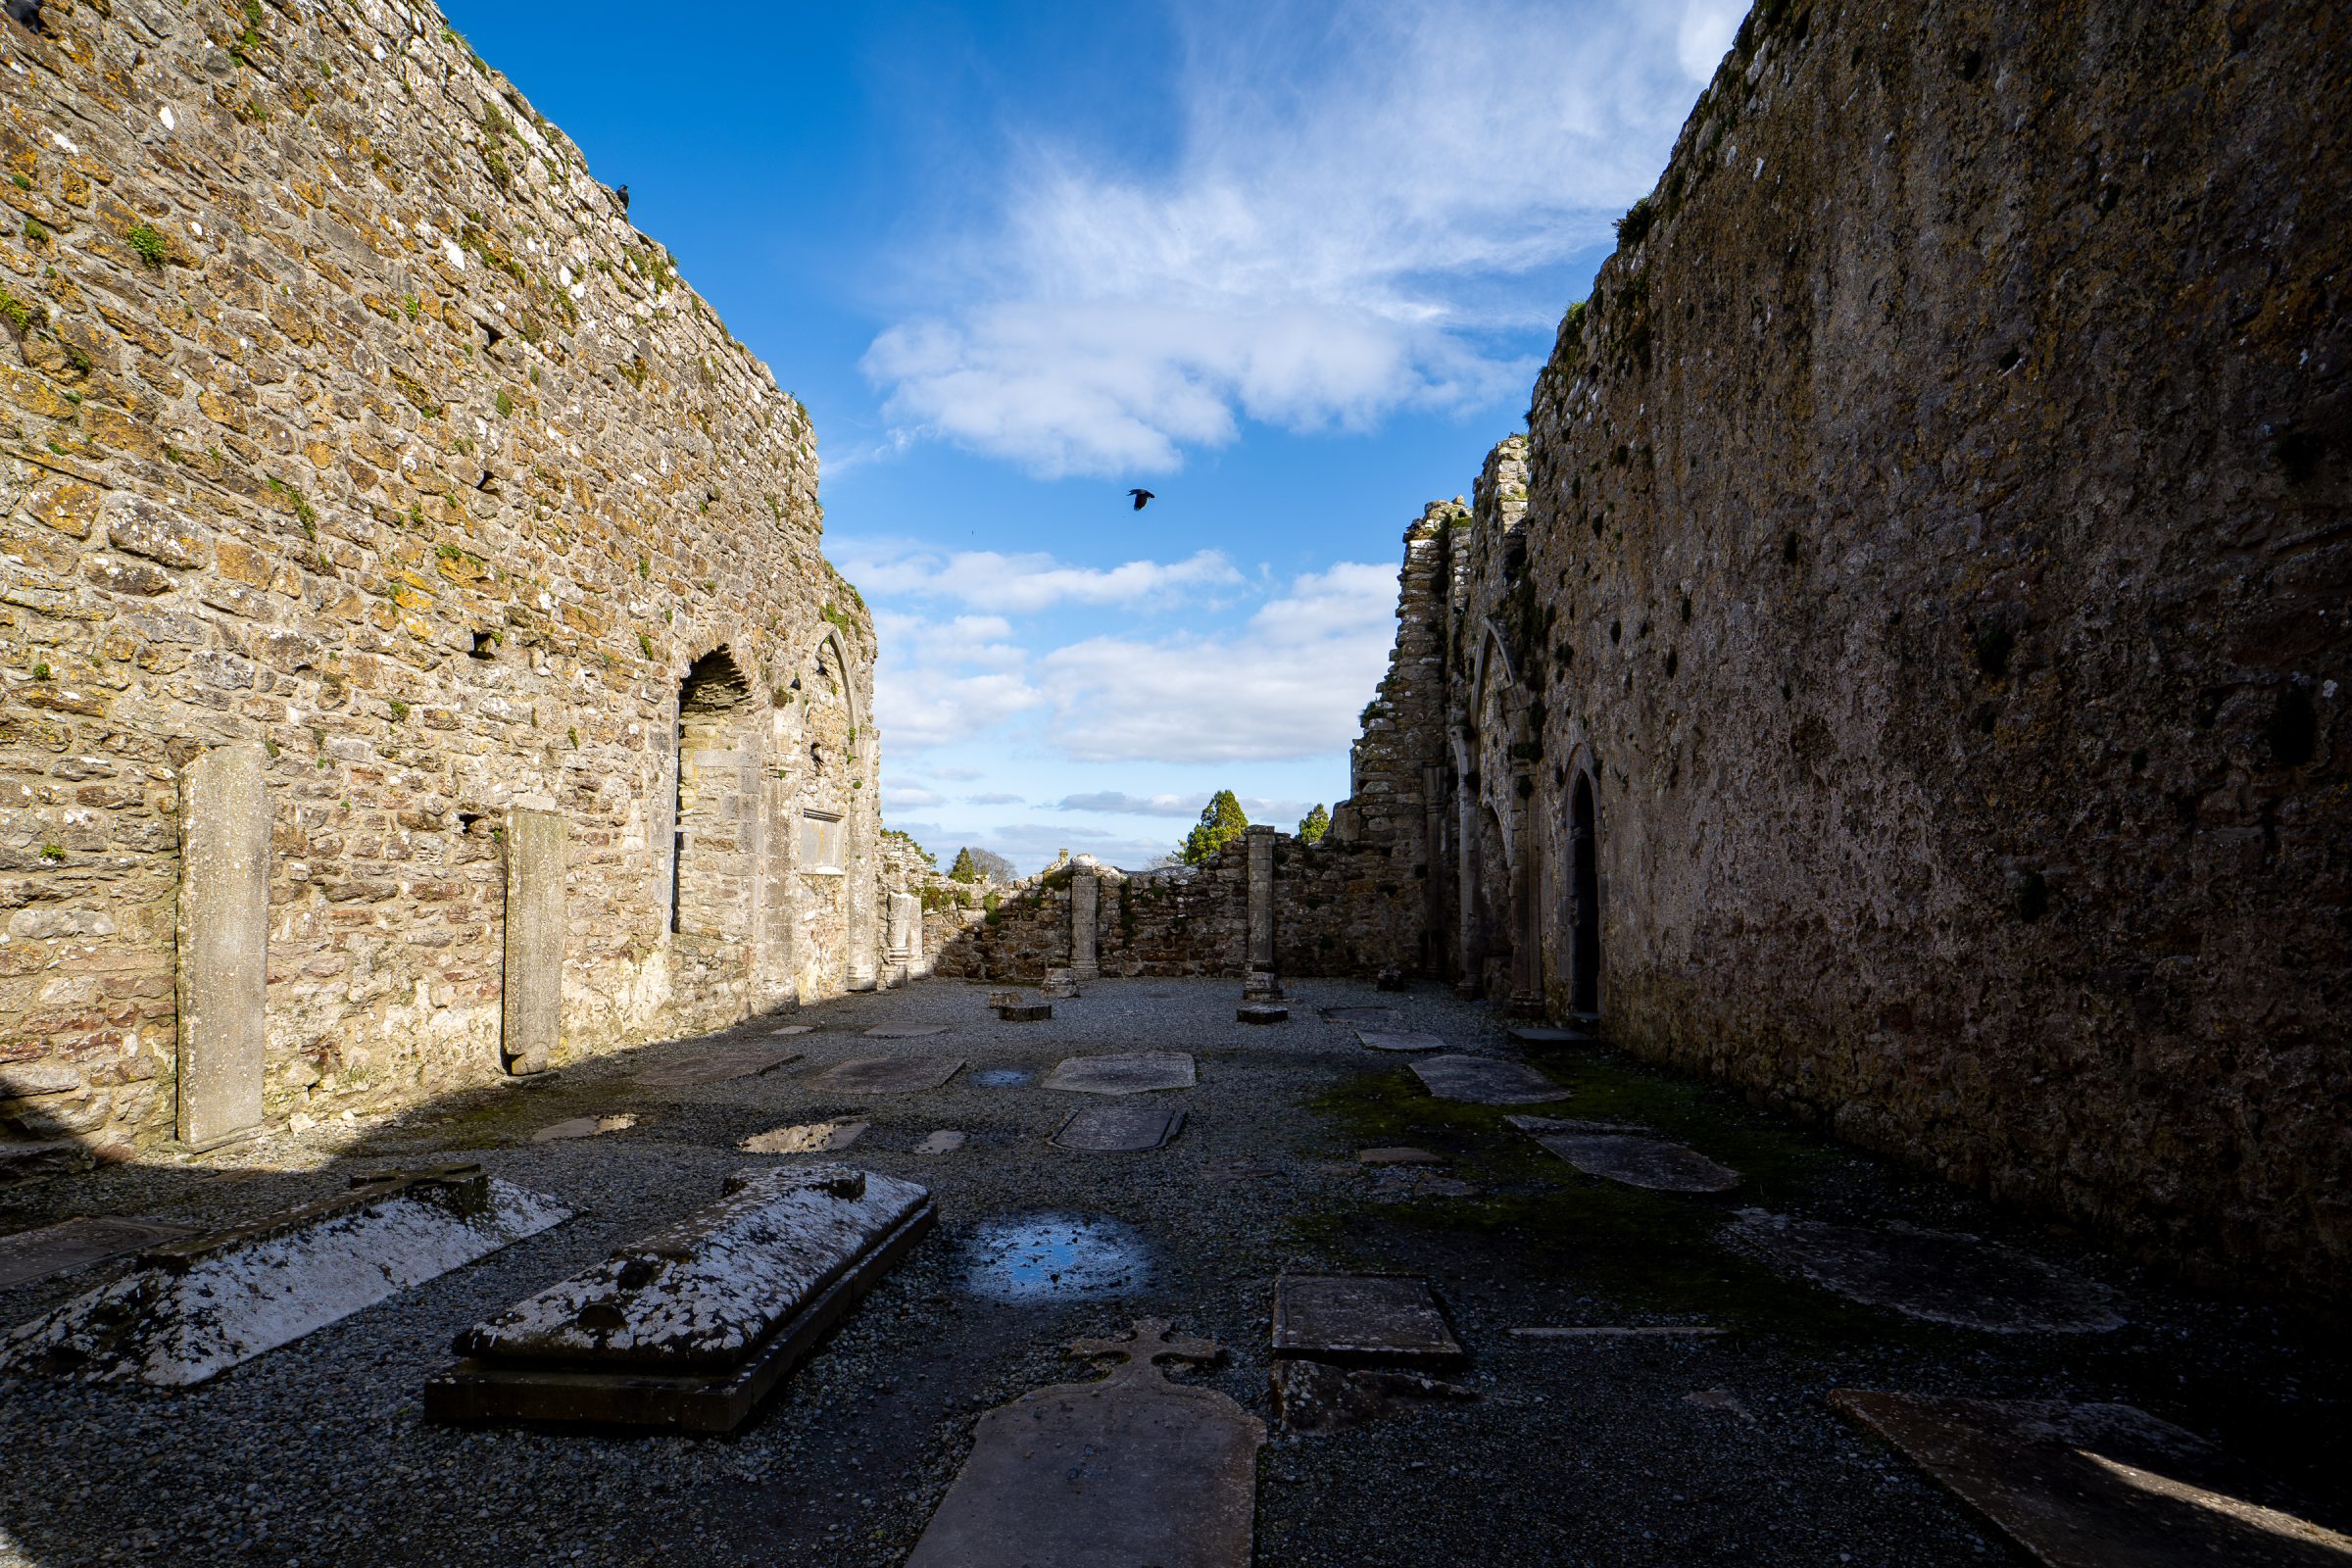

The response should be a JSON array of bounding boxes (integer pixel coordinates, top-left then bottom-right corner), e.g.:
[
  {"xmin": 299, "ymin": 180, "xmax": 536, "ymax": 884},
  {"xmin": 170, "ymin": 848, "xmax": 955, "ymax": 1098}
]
[
  {"xmin": 839, "ymin": 543, "xmax": 1243, "ymax": 613},
  {"xmin": 864, "ymin": 0, "xmax": 1742, "ymax": 475},
  {"xmin": 1055, "ymin": 791, "xmax": 1309, "ymax": 820}
]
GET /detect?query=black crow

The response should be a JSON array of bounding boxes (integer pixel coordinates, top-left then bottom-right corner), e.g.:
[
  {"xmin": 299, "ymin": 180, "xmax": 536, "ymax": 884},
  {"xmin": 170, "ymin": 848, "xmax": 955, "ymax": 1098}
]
[
  {"xmin": 615, "ymin": 184, "xmax": 631, "ymax": 213},
  {"xmin": 5, "ymin": 0, "xmax": 43, "ymax": 33},
  {"xmin": 1128, "ymin": 488, "xmax": 1154, "ymax": 511}
]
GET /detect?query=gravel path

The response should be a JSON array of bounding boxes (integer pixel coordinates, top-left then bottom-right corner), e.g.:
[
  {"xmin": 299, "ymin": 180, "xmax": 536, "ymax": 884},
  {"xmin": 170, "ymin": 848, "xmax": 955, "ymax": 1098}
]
[{"xmin": 1, "ymin": 977, "xmax": 2344, "ymax": 1566}]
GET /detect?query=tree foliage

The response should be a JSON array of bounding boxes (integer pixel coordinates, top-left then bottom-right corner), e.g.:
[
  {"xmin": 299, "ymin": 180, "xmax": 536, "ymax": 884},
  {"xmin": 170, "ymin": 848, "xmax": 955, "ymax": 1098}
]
[
  {"xmin": 949, "ymin": 846, "xmax": 1014, "ymax": 884},
  {"xmin": 1297, "ymin": 804, "xmax": 1330, "ymax": 844},
  {"xmin": 1180, "ymin": 790, "xmax": 1250, "ymax": 865}
]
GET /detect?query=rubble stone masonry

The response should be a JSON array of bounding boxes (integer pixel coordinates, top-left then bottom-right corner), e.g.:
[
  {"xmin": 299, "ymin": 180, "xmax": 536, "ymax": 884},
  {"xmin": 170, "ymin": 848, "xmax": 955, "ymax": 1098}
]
[{"xmin": 0, "ymin": 0, "xmax": 885, "ymax": 1169}]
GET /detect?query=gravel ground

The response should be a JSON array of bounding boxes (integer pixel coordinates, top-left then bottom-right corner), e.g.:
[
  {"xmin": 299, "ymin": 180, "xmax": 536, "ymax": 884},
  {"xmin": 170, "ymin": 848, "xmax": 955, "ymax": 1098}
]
[{"xmin": 0, "ymin": 976, "xmax": 2344, "ymax": 1567}]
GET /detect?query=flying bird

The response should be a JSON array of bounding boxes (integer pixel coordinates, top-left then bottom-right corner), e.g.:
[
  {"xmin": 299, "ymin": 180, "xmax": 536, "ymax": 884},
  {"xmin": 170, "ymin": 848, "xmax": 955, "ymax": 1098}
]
[
  {"xmin": 614, "ymin": 184, "xmax": 631, "ymax": 214},
  {"xmin": 1127, "ymin": 488, "xmax": 1154, "ymax": 512},
  {"xmin": 5, "ymin": 0, "xmax": 43, "ymax": 33}
]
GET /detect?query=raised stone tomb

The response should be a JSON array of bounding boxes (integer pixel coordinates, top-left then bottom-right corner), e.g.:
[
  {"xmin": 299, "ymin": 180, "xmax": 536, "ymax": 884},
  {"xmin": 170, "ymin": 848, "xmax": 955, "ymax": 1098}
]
[{"xmin": 427, "ymin": 1164, "xmax": 933, "ymax": 1432}]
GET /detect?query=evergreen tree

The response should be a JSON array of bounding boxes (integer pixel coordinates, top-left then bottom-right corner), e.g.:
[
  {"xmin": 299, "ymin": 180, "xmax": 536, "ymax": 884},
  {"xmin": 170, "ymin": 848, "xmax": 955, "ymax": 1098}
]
[
  {"xmin": 1180, "ymin": 790, "xmax": 1250, "ymax": 865},
  {"xmin": 1297, "ymin": 803, "xmax": 1330, "ymax": 844},
  {"xmin": 949, "ymin": 846, "xmax": 1011, "ymax": 883}
]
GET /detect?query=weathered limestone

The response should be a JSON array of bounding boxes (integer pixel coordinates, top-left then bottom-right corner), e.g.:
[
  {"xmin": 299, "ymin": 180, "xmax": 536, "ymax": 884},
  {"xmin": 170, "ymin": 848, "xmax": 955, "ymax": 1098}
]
[
  {"xmin": 1051, "ymin": 1103, "xmax": 1186, "ymax": 1153},
  {"xmin": 884, "ymin": 891, "xmax": 922, "ymax": 985},
  {"xmin": 742, "ymin": 1121, "xmax": 867, "ymax": 1153},
  {"xmin": 500, "ymin": 803, "xmax": 565, "ymax": 1077},
  {"xmin": 1245, "ymin": 826, "xmax": 1276, "ymax": 976},
  {"xmin": 1069, "ymin": 873, "xmax": 1101, "ymax": 981},
  {"xmin": 631, "ymin": 1045, "xmax": 803, "ymax": 1089},
  {"xmin": 1409, "ymin": 1054, "xmax": 1570, "ymax": 1105},
  {"xmin": 1357, "ymin": 1029, "xmax": 1446, "ymax": 1054},
  {"xmin": 1507, "ymin": 1116, "xmax": 1740, "ymax": 1193},
  {"xmin": 173, "ymin": 744, "xmax": 269, "ymax": 1152},
  {"xmin": 1042, "ymin": 1053, "xmax": 1196, "ymax": 1096},
  {"xmin": 805, "ymin": 1057, "xmax": 965, "ymax": 1095},
  {"xmin": 3, "ymin": 1168, "xmax": 569, "ymax": 1387},
  {"xmin": 1731, "ymin": 1212, "xmax": 2123, "ymax": 1334},
  {"xmin": 0, "ymin": 1217, "xmax": 197, "ymax": 1292},
  {"xmin": 1272, "ymin": 1275, "xmax": 1465, "ymax": 1368}
]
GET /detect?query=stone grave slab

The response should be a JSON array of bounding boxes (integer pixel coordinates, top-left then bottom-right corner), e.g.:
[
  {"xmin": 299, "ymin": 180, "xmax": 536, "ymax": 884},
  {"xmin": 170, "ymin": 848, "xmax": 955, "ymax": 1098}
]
[
  {"xmin": 1357, "ymin": 1028, "xmax": 1447, "ymax": 1054},
  {"xmin": 915, "ymin": 1131, "xmax": 966, "ymax": 1154},
  {"xmin": 427, "ymin": 1165, "xmax": 933, "ymax": 1433},
  {"xmin": 864, "ymin": 1023, "xmax": 954, "ymax": 1039},
  {"xmin": 768, "ymin": 1024, "xmax": 816, "ymax": 1037},
  {"xmin": 633, "ymin": 1045, "xmax": 802, "ymax": 1089},
  {"xmin": 1272, "ymin": 1274, "xmax": 1465, "ymax": 1368},
  {"xmin": 1357, "ymin": 1147, "xmax": 1445, "ymax": 1165},
  {"xmin": 1509, "ymin": 1026, "xmax": 1597, "ymax": 1047},
  {"xmin": 906, "ymin": 1320, "xmax": 1262, "ymax": 1568},
  {"xmin": 1510, "ymin": 1325, "xmax": 1723, "ymax": 1340},
  {"xmin": 531, "ymin": 1113, "xmax": 636, "ymax": 1143},
  {"xmin": 805, "ymin": 1056, "xmax": 965, "ymax": 1095},
  {"xmin": 1322, "ymin": 1005, "xmax": 1401, "ymax": 1025},
  {"xmin": 1052, "ymin": 1103, "xmax": 1187, "ymax": 1153},
  {"xmin": 2, "ymin": 1167, "xmax": 569, "ymax": 1387},
  {"xmin": 1507, "ymin": 1116, "xmax": 1740, "ymax": 1193},
  {"xmin": 1237, "ymin": 1004, "xmax": 1289, "ymax": 1024},
  {"xmin": 1042, "ymin": 1052, "xmax": 1196, "ymax": 1096},
  {"xmin": 0, "ymin": 1216, "xmax": 199, "ymax": 1292},
  {"xmin": 1831, "ymin": 1391, "xmax": 2352, "ymax": 1568},
  {"xmin": 1409, "ymin": 1054, "xmax": 1570, "ymax": 1105},
  {"xmin": 1731, "ymin": 1211, "xmax": 2123, "ymax": 1333},
  {"xmin": 741, "ymin": 1120, "xmax": 867, "ymax": 1154},
  {"xmin": 1271, "ymin": 1357, "xmax": 1477, "ymax": 1435},
  {"xmin": 997, "ymin": 1003, "xmax": 1054, "ymax": 1022}
]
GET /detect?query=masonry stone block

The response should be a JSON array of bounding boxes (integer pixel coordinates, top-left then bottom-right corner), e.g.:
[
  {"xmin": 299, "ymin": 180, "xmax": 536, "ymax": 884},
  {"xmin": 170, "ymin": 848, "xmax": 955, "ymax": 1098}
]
[
  {"xmin": 174, "ymin": 744, "xmax": 269, "ymax": 1152},
  {"xmin": 502, "ymin": 804, "xmax": 566, "ymax": 1077}
]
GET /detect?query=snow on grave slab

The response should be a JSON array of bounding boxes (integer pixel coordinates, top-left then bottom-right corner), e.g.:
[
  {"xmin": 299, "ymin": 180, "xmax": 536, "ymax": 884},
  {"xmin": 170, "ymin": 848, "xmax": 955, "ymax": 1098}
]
[
  {"xmin": 1356, "ymin": 1028, "xmax": 1447, "ymax": 1054},
  {"xmin": 426, "ymin": 1164, "xmax": 933, "ymax": 1433},
  {"xmin": 0, "ymin": 1216, "xmax": 198, "ymax": 1293},
  {"xmin": 805, "ymin": 1056, "xmax": 965, "ymax": 1094},
  {"xmin": 1408, "ymin": 1054, "xmax": 1570, "ymax": 1104},
  {"xmin": 906, "ymin": 1319, "xmax": 1263, "ymax": 1568},
  {"xmin": 1051, "ymin": 1103, "xmax": 1186, "ymax": 1152},
  {"xmin": 632, "ymin": 1045, "xmax": 802, "ymax": 1089},
  {"xmin": 0, "ymin": 1166, "xmax": 569, "ymax": 1388},
  {"xmin": 1507, "ymin": 1116, "xmax": 1741, "ymax": 1193},
  {"xmin": 1730, "ymin": 1211, "xmax": 2123, "ymax": 1333},
  {"xmin": 1272, "ymin": 1274, "xmax": 1466, "ymax": 1368},
  {"xmin": 1041, "ymin": 1052, "xmax": 1195, "ymax": 1096},
  {"xmin": 1830, "ymin": 1392, "xmax": 2352, "ymax": 1568}
]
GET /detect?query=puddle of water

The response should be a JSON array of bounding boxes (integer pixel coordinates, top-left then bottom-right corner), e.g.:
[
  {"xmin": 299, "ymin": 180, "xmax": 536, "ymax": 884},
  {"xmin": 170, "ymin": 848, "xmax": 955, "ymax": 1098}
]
[
  {"xmin": 970, "ymin": 1067, "xmax": 1035, "ymax": 1089},
  {"xmin": 961, "ymin": 1213, "xmax": 1152, "ymax": 1302}
]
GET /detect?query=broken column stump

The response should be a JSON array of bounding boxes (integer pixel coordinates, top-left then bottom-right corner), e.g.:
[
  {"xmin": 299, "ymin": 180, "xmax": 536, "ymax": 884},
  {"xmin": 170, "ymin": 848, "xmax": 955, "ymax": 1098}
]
[
  {"xmin": 1, "ymin": 1166, "xmax": 569, "ymax": 1387},
  {"xmin": 175, "ymin": 741, "xmax": 270, "ymax": 1151},
  {"xmin": 906, "ymin": 1319, "xmax": 1263, "ymax": 1568},
  {"xmin": 425, "ymin": 1164, "xmax": 933, "ymax": 1433}
]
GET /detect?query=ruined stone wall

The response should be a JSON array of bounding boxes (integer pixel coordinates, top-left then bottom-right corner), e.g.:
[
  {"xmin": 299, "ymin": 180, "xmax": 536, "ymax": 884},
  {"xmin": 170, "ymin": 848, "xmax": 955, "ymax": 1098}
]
[
  {"xmin": 1358, "ymin": 0, "xmax": 2349, "ymax": 1298},
  {"xmin": 0, "ymin": 0, "xmax": 884, "ymax": 1169}
]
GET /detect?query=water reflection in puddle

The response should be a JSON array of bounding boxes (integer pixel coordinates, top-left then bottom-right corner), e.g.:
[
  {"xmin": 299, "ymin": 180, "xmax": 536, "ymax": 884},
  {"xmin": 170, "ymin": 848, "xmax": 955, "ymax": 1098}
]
[
  {"xmin": 962, "ymin": 1213, "xmax": 1151, "ymax": 1302},
  {"xmin": 970, "ymin": 1067, "xmax": 1035, "ymax": 1089}
]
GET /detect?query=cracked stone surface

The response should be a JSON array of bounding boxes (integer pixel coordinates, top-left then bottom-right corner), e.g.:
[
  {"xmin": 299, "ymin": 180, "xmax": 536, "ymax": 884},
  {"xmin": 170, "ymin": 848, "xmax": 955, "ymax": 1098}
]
[{"xmin": 1041, "ymin": 1053, "xmax": 1197, "ymax": 1096}]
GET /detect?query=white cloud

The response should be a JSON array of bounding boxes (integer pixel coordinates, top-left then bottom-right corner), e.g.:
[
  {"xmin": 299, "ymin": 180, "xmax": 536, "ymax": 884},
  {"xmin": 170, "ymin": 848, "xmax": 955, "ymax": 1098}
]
[
  {"xmin": 864, "ymin": 0, "xmax": 1740, "ymax": 475},
  {"xmin": 883, "ymin": 784, "xmax": 945, "ymax": 809},
  {"xmin": 1054, "ymin": 791, "xmax": 1308, "ymax": 820},
  {"xmin": 964, "ymin": 791, "xmax": 1027, "ymax": 806},
  {"xmin": 841, "ymin": 543, "xmax": 1243, "ymax": 614}
]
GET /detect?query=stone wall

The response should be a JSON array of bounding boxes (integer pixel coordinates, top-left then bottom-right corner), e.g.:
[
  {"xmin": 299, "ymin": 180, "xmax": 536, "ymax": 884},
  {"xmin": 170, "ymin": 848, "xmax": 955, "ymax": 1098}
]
[
  {"xmin": 0, "ymin": 0, "xmax": 888, "ymax": 1170},
  {"xmin": 1333, "ymin": 0, "xmax": 2351, "ymax": 1299}
]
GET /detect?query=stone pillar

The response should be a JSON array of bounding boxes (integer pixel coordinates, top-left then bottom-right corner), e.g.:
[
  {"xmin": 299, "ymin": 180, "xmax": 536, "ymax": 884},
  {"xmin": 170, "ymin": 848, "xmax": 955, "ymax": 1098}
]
[
  {"xmin": 1245, "ymin": 826, "xmax": 1276, "ymax": 975},
  {"xmin": 1420, "ymin": 763, "xmax": 1447, "ymax": 979},
  {"xmin": 175, "ymin": 742, "xmax": 269, "ymax": 1151},
  {"xmin": 884, "ymin": 891, "xmax": 919, "ymax": 986},
  {"xmin": 501, "ymin": 801, "xmax": 564, "ymax": 1076},
  {"xmin": 1454, "ymin": 776, "xmax": 1482, "ymax": 996},
  {"xmin": 1070, "ymin": 872, "xmax": 1101, "ymax": 981},
  {"xmin": 845, "ymin": 764, "xmax": 878, "ymax": 993},
  {"xmin": 1505, "ymin": 768, "xmax": 1545, "ymax": 1017}
]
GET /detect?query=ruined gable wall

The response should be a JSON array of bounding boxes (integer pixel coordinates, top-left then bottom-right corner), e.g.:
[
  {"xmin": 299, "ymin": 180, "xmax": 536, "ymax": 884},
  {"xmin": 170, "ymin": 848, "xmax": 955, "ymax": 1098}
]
[
  {"xmin": 0, "ymin": 0, "xmax": 880, "ymax": 1163},
  {"xmin": 1450, "ymin": 0, "xmax": 2347, "ymax": 1296}
]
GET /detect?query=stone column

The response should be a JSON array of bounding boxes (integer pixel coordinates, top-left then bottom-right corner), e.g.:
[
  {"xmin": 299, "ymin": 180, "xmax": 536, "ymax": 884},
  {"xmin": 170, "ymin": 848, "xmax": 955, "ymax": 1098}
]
[
  {"xmin": 1070, "ymin": 872, "xmax": 1101, "ymax": 981},
  {"xmin": 501, "ymin": 800, "xmax": 564, "ymax": 1076},
  {"xmin": 1245, "ymin": 826, "xmax": 1276, "ymax": 975},
  {"xmin": 1505, "ymin": 768, "xmax": 1544, "ymax": 1017},
  {"xmin": 176, "ymin": 742, "xmax": 269, "ymax": 1151},
  {"xmin": 1420, "ymin": 763, "xmax": 1447, "ymax": 979},
  {"xmin": 1454, "ymin": 777, "xmax": 1482, "ymax": 996}
]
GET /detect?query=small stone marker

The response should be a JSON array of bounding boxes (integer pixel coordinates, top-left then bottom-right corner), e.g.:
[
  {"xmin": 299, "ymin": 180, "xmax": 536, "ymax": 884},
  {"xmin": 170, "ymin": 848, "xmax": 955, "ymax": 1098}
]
[
  {"xmin": 1830, "ymin": 1391, "xmax": 2352, "ymax": 1568},
  {"xmin": 531, "ymin": 1112, "xmax": 637, "ymax": 1143},
  {"xmin": 985, "ymin": 990, "xmax": 1021, "ymax": 1009},
  {"xmin": 0, "ymin": 1216, "xmax": 199, "ymax": 1292},
  {"xmin": 633, "ymin": 1045, "xmax": 802, "ymax": 1089},
  {"xmin": 1042, "ymin": 1052, "xmax": 1196, "ymax": 1096},
  {"xmin": 1357, "ymin": 1028, "xmax": 1447, "ymax": 1054},
  {"xmin": 1052, "ymin": 1103, "xmax": 1186, "ymax": 1152},
  {"xmin": 428, "ymin": 1165, "xmax": 933, "ymax": 1433},
  {"xmin": 915, "ymin": 1130, "xmax": 966, "ymax": 1154},
  {"xmin": 3, "ymin": 1167, "xmax": 569, "ymax": 1387},
  {"xmin": 1272, "ymin": 1274, "xmax": 1465, "ymax": 1368},
  {"xmin": 741, "ymin": 1120, "xmax": 867, "ymax": 1154},
  {"xmin": 1507, "ymin": 1116, "xmax": 1740, "ymax": 1193},
  {"xmin": 1731, "ymin": 1211, "xmax": 2123, "ymax": 1333},
  {"xmin": 1356, "ymin": 1147, "xmax": 1445, "ymax": 1165},
  {"xmin": 997, "ymin": 1002, "xmax": 1054, "ymax": 1022},
  {"xmin": 1409, "ymin": 1054, "xmax": 1570, "ymax": 1104},
  {"xmin": 1508, "ymin": 1025, "xmax": 1596, "ymax": 1047},
  {"xmin": 1242, "ymin": 969, "xmax": 1285, "ymax": 1002},
  {"xmin": 906, "ymin": 1319, "xmax": 1263, "ymax": 1568},
  {"xmin": 864, "ymin": 1023, "xmax": 953, "ymax": 1039},
  {"xmin": 805, "ymin": 1056, "xmax": 965, "ymax": 1095},
  {"xmin": 1042, "ymin": 966, "xmax": 1082, "ymax": 1000},
  {"xmin": 1322, "ymin": 1005, "xmax": 1400, "ymax": 1025},
  {"xmin": 1236, "ymin": 1003, "xmax": 1289, "ymax": 1024}
]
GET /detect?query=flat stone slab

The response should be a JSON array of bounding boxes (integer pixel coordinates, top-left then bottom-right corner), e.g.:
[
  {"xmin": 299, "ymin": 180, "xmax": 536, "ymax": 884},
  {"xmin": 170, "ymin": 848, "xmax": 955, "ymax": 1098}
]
[
  {"xmin": 531, "ymin": 1113, "xmax": 637, "ymax": 1143},
  {"xmin": 1409, "ymin": 1054, "xmax": 1570, "ymax": 1104},
  {"xmin": 1042, "ymin": 1052, "xmax": 1196, "ymax": 1096},
  {"xmin": 805, "ymin": 1056, "xmax": 965, "ymax": 1095},
  {"xmin": 1509, "ymin": 1026, "xmax": 1597, "ymax": 1046},
  {"xmin": 1831, "ymin": 1391, "xmax": 2352, "ymax": 1568},
  {"xmin": 741, "ymin": 1120, "xmax": 868, "ymax": 1154},
  {"xmin": 1731, "ymin": 1211, "xmax": 2124, "ymax": 1333},
  {"xmin": 0, "ymin": 1216, "xmax": 200, "ymax": 1292},
  {"xmin": 428, "ymin": 1165, "xmax": 933, "ymax": 1433},
  {"xmin": 906, "ymin": 1320, "xmax": 1263, "ymax": 1568},
  {"xmin": 1507, "ymin": 1116, "xmax": 1740, "ymax": 1193},
  {"xmin": 1357, "ymin": 1028, "xmax": 1447, "ymax": 1054},
  {"xmin": 1236, "ymin": 1004, "xmax": 1289, "ymax": 1024},
  {"xmin": 1271, "ymin": 1356, "xmax": 1477, "ymax": 1435},
  {"xmin": 1510, "ymin": 1325, "xmax": 1724, "ymax": 1340},
  {"xmin": 1052, "ymin": 1103, "xmax": 1187, "ymax": 1153},
  {"xmin": 767, "ymin": 1024, "xmax": 816, "ymax": 1037},
  {"xmin": 915, "ymin": 1131, "xmax": 966, "ymax": 1154},
  {"xmin": 1272, "ymin": 1274, "xmax": 1465, "ymax": 1368},
  {"xmin": 1357, "ymin": 1147, "xmax": 1445, "ymax": 1165},
  {"xmin": 632, "ymin": 1045, "xmax": 802, "ymax": 1089},
  {"xmin": 863, "ymin": 1023, "xmax": 954, "ymax": 1039},
  {"xmin": 3, "ymin": 1167, "xmax": 569, "ymax": 1387},
  {"xmin": 996, "ymin": 1003, "xmax": 1054, "ymax": 1022},
  {"xmin": 1322, "ymin": 1006, "xmax": 1401, "ymax": 1025}
]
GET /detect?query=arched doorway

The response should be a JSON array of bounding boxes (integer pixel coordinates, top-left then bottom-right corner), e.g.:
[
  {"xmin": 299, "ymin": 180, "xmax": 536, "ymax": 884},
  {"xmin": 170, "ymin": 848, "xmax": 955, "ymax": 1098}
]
[
  {"xmin": 671, "ymin": 648, "xmax": 756, "ymax": 939},
  {"xmin": 1569, "ymin": 771, "xmax": 1599, "ymax": 1014}
]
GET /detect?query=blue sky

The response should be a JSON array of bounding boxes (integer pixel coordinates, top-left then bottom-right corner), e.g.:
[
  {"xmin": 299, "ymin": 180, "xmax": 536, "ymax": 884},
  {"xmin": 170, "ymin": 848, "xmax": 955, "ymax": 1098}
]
[{"xmin": 443, "ymin": 0, "xmax": 1742, "ymax": 872}]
